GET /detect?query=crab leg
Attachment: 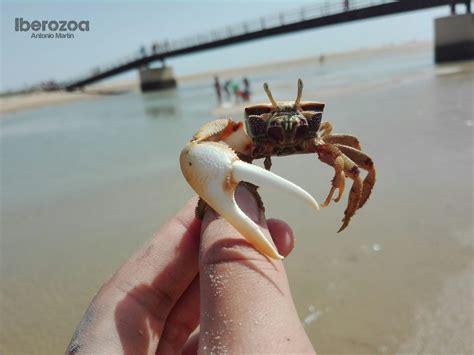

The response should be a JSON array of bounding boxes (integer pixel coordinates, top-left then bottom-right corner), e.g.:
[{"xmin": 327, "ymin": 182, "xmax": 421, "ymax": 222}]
[
  {"xmin": 314, "ymin": 144, "xmax": 346, "ymax": 207},
  {"xmin": 338, "ymin": 156, "xmax": 363, "ymax": 233},
  {"xmin": 323, "ymin": 134, "xmax": 362, "ymax": 150},
  {"xmin": 313, "ymin": 143, "xmax": 362, "ymax": 232},
  {"xmin": 180, "ymin": 141, "xmax": 319, "ymax": 259},
  {"xmin": 318, "ymin": 122, "xmax": 333, "ymax": 138},
  {"xmin": 334, "ymin": 144, "xmax": 375, "ymax": 209},
  {"xmin": 323, "ymin": 156, "xmax": 345, "ymax": 207}
]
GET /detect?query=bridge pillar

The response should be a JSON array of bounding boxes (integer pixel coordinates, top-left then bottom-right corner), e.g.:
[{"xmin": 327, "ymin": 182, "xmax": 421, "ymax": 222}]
[
  {"xmin": 139, "ymin": 66, "xmax": 177, "ymax": 92},
  {"xmin": 435, "ymin": 13, "xmax": 474, "ymax": 63}
]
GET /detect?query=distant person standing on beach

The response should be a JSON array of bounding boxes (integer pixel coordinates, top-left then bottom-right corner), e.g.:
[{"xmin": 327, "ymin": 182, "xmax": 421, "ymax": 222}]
[
  {"xmin": 223, "ymin": 80, "xmax": 231, "ymax": 100},
  {"xmin": 231, "ymin": 79, "xmax": 241, "ymax": 104},
  {"xmin": 242, "ymin": 77, "xmax": 251, "ymax": 102},
  {"xmin": 214, "ymin": 76, "xmax": 222, "ymax": 105}
]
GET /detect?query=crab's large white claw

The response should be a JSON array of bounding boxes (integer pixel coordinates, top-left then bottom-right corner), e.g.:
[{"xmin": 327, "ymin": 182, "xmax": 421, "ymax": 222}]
[{"xmin": 180, "ymin": 141, "xmax": 319, "ymax": 259}]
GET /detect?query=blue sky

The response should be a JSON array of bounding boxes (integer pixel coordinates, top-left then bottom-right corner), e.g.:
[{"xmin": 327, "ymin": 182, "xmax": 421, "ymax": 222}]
[{"xmin": 1, "ymin": 1, "xmax": 450, "ymax": 91}]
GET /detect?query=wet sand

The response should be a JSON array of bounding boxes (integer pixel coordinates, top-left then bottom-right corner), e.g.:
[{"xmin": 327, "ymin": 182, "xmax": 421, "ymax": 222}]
[{"xmin": 1, "ymin": 47, "xmax": 473, "ymax": 354}]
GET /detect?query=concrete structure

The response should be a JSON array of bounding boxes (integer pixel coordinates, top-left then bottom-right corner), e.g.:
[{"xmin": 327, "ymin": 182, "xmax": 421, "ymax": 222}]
[
  {"xmin": 139, "ymin": 66, "xmax": 177, "ymax": 92},
  {"xmin": 435, "ymin": 13, "xmax": 474, "ymax": 62}
]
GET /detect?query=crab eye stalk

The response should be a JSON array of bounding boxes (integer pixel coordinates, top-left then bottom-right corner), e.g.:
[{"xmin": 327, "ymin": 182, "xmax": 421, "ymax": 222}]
[
  {"xmin": 294, "ymin": 78, "xmax": 303, "ymax": 108},
  {"xmin": 263, "ymin": 82, "xmax": 278, "ymax": 108}
]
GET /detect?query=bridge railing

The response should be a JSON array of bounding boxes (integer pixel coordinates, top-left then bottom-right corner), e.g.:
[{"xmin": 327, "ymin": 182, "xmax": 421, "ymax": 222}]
[
  {"xmin": 161, "ymin": 0, "xmax": 397, "ymax": 53},
  {"xmin": 63, "ymin": 0, "xmax": 398, "ymax": 88}
]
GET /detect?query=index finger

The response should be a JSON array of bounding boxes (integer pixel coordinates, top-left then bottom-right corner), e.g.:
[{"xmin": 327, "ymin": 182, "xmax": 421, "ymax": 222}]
[
  {"xmin": 67, "ymin": 197, "xmax": 201, "ymax": 354},
  {"xmin": 198, "ymin": 185, "xmax": 314, "ymax": 354}
]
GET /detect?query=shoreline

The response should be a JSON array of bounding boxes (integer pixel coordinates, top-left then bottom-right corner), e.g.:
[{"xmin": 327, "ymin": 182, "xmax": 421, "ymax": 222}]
[{"xmin": 0, "ymin": 41, "xmax": 431, "ymax": 116}]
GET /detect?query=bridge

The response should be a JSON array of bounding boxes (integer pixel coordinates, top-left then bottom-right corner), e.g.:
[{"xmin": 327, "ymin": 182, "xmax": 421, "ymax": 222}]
[{"xmin": 64, "ymin": 0, "xmax": 471, "ymax": 91}]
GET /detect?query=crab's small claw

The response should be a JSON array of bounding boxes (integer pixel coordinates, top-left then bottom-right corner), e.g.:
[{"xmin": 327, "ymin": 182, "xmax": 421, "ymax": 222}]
[{"xmin": 180, "ymin": 141, "xmax": 319, "ymax": 259}]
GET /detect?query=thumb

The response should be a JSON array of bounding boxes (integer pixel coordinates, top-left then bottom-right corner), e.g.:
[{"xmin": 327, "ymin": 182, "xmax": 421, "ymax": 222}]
[{"xmin": 199, "ymin": 184, "xmax": 314, "ymax": 354}]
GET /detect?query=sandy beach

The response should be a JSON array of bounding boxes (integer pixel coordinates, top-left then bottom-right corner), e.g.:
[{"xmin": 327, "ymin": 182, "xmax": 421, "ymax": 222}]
[
  {"xmin": 1, "ymin": 44, "xmax": 473, "ymax": 354},
  {"xmin": 0, "ymin": 80, "xmax": 138, "ymax": 115}
]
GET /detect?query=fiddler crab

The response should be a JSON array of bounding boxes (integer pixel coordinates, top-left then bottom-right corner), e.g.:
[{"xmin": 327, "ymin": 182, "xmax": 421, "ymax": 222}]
[{"xmin": 180, "ymin": 79, "xmax": 376, "ymax": 260}]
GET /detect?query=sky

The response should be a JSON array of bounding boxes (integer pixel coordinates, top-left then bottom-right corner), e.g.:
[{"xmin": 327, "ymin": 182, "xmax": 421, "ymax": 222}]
[{"xmin": 1, "ymin": 1, "xmax": 451, "ymax": 92}]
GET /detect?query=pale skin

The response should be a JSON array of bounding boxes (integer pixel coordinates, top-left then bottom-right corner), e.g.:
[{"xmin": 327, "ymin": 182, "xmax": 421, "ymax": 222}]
[{"xmin": 66, "ymin": 185, "xmax": 315, "ymax": 354}]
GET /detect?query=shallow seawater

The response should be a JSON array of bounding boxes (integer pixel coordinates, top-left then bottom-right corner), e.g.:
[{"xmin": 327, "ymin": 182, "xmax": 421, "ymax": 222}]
[{"xmin": 1, "ymin": 46, "xmax": 473, "ymax": 354}]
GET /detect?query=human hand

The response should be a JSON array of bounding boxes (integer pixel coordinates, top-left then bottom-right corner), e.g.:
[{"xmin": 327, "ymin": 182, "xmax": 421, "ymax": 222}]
[{"xmin": 66, "ymin": 185, "xmax": 315, "ymax": 354}]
